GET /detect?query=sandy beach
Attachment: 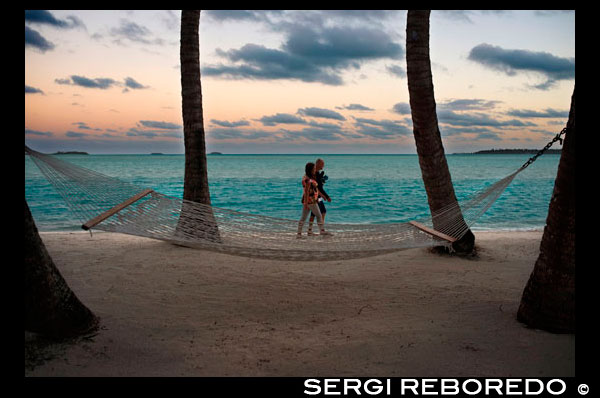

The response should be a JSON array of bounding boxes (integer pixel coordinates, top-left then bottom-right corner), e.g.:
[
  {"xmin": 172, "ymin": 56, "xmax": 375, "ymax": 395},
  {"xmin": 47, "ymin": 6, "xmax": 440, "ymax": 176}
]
[{"xmin": 25, "ymin": 230, "xmax": 574, "ymax": 377}]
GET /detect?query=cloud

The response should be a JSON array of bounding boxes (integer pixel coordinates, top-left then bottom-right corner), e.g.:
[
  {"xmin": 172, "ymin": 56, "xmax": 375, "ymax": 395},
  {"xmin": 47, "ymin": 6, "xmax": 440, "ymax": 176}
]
[
  {"xmin": 205, "ymin": 44, "xmax": 344, "ymax": 85},
  {"xmin": 434, "ymin": 10, "xmax": 512, "ymax": 24},
  {"xmin": 71, "ymin": 76, "xmax": 117, "ymax": 89},
  {"xmin": 438, "ymin": 109, "xmax": 535, "ymax": 127},
  {"xmin": 209, "ymin": 114, "xmax": 411, "ymax": 142},
  {"xmin": 391, "ymin": 102, "xmax": 411, "ymax": 115},
  {"xmin": 475, "ymin": 132, "xmax": 503, "ymax": 141},
  {"xmin": 25, "ymin": 85, "xmax": 44, "ymax": 94},
  {"xmin": 354, "ymin": 117, "xmax": 407, "ymax": 130},
  {"xmin": 203, "ymin": 17, "xmax": 403, "ymax": 86},
  {"xmin": 126, "ymin": 129, "xmax": 158, "ymax": 138},
  {"xmin": 73, "ymin": 122, "xmax": 94, "ymax": 130},
  {"xmin": 55, "ymin": 75, "xmax": 117, "ymax": 89},
  {"xmin": 26, "ymin": 10, "xmax": 69, "ymax": 27},
  {"xmin": 283, "ymin": 127, "xmax": 345, "ymax": 141},
  {"xmin": 383, "ymin": 99, "xmax": 544, "ymax": 139},
  {"xmin": 204, "ymin": 10, "xmax": 271, "ymax": 22},
  {"xmin": 207, "ymin": 128, "xmax": 272, "ymax": 140},
  {"xmin": 337, "ymin": 104, "xmax": 374, "ymax": 111},
  {"xmin": 354, "ymin": 117, "xmax": 412, "ymax": 139},
  {"xmin": 434, "ymin": 10, "xmax": 475, "ymax": 23},
  {"xmin": 254, "ymin": 108, "xmax": 350, "ymax": 128},
  {"xmin": 25, "ymin": 10, "xmax": 85, "ymax": 29},
  {"xmin": 122, "ymin": 120, "xmax": 184, "ymax": 139},
  {"xmin": 55, "ymin": 75, "xmax": 148, "ymax": 91},
  {"xmin": 25, "ymin": 26, "xmax": 55, "ymax": 52},
  {"xmin": 25, "ymin": 128, "xmax": 53, "ymax": 137},
  {"xmin": 25, "ymin": 11, "xmax": 86, "ymax": 53},
  {"xmin": 298, "ymin": 107, "xmax": 346, "ymax": 121},
  {"xmin": 304, "ymin": 10, "xmax": 400, "ymax": 23},
  {"xmin": 391, "ymin": 98, "xmax": 542, "ymax": 138},
  {"xmin": 354, "ymin": 126, "xmax": 405, "ymax": 140},
  {"xmin": 283, "ymin": 24, "xmax": 403, "ymax": 64},
  {"xmin": 258, "ymin": 113, "xmax": 307, "ymax": 126},
  {"xmin": 210, "ymin": 119, "xmax": 251, "ymax": 128},
  {"xmin": 506, "ymin": 108, "xmax": 569, "ymax": 118},
  {"xmin": 467, "ymin": 43, "xmax": 574, "ymax": 89},
  {"xmin": 306, "ymin": 121, "xmax": 342, "ymax": 130},
  {"xmin": 439, "ymin": 126, "xmax": 504, "ymax": 143},
  {"xmin": 204, "ymin": 10, "xmax": 399, "ymax": 27},
  {"xmin": 65, "ymin": 131, "xmax": 88, "ymax": 138},
  {"xmin": 530, "ymin": 128, "xmax": 562, "ymax": 136},
  {"xmin": 547, "ymin": 120, "xmax": 568, "ymax": 126},
  {"xmin": 139, "ymin": 120, "xmax": 181, "ymax": 129},
  {"xmin": 386, "ymin": 64, "xmax": 406, "ymax": 78},
  {"xmin": 439, "ymin": 99, "xmax": 501, "ymax": 111},
  {"xmin": 124, "ymin": 77, "xmax": 149, "ymax": 90},
  {"xmin": 109, "ymin": 19, "xmax": 164, "ymax": 46},
  {"xmin": 440, "ymin": 126, "xmax": 495, "ymax": 136},
  {"xmin": 161, "ymin": 10, "xmax": 179, "ymax": 31},
  {"xmin": 127, "ymin": 129, "xmax": 182, "ymax": 139},
  {"xmin": 534, "ymin": 10, "xmax": 574, "ymax": 17},
  {"xmin": 207, "ymin": 124, "xmax": 350, "ymax": 142}
]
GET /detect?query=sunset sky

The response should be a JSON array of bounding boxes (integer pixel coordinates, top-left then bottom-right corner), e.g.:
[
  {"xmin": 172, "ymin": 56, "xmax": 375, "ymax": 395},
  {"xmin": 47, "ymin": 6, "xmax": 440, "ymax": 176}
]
[{"xmin": 25, "ymin": 10, "xmax": 575, "ymax": 154}]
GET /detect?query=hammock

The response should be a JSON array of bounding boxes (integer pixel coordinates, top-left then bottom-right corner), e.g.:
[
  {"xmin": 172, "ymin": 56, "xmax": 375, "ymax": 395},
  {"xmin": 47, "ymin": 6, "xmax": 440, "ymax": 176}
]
[{"xmin": 24, "ymin": 131, "xmax": 564, "ymax": 261}]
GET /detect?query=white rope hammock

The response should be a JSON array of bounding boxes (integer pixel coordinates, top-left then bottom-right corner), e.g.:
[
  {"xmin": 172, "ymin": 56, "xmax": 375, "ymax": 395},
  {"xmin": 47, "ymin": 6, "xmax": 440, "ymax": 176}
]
[{"xmin": 25, "ymin": 135, "xmax": 561, "ymax": 261}]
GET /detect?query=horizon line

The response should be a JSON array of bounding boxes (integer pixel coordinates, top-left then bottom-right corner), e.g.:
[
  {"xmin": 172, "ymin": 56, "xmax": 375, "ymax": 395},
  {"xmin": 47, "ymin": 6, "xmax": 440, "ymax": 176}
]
[{"xmin": 27, "ymin": 149, "xmax": 562, "ymax": 156}]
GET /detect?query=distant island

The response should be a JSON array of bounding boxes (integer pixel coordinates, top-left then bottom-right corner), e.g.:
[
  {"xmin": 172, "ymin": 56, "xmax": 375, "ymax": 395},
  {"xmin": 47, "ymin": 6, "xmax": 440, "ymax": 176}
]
[
  {"xmin": 53, "ymin": 151, "xmax": 89, "ymax": 155},
  {"xmin": 454, "ymin": 149, "xmax": 562, "ymax": 155},
  {"xmin": 150, "ymin": 153, "xmax": 164, "ymax": 155},
  {"xmin": 209, "ymin": 152, "xmax": 223, "ymax": 155}
]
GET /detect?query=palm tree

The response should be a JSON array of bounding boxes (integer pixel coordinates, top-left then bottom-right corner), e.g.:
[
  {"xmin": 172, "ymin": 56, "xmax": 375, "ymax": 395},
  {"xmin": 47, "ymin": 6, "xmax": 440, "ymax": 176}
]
[
  {"xmin": 405, "ymin": 10, "xmax": 475, "ymax": 254},
  {"xmin": 25, "ymin": 199, "xmax": 98, "ymax": 338},
  {"xmin": 179, "ymin": 10, "xmax": 219, "ymax": 241},
  {"xmin": 517, "ymin": 87, "xmax": 575, "ymax": 333},
  {"xmin": 180, "ymin": 10, "xmax": 211, "ymax": 204}
]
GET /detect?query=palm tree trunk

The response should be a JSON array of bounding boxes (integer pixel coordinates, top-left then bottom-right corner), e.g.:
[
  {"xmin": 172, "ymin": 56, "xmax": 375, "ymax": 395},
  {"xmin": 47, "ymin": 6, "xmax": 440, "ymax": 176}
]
[
  {"xmin": 406, "ymin": 10, "xmax": 474, "ymax": 253},
  {"xmin": 517, "ymin": 87, "xmax": 575, "ymax": 333},
  {"xmin": 181, "ymin": 10, "xmax": 211, "ymax": 204},
  {"xmin": 25, "ymin": 199, "xmax": 98, "ymax": 339},
  {"xmin": 179, "ymin": 10, "xmax": 220, "ymax": 242}
]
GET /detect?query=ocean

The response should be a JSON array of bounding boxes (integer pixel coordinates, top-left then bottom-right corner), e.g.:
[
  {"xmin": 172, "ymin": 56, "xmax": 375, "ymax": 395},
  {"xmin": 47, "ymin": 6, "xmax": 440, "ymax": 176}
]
[{"xmin": 25, "ymin": 153, "xmax": 560, "ymax": 232}]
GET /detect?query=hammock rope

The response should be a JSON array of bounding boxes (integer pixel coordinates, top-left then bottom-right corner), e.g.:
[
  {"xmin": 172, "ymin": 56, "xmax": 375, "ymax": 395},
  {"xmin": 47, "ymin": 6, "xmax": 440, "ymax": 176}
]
[{"xmin": 25, "ymin": 129, "xmax": 565, "ymax": 261}]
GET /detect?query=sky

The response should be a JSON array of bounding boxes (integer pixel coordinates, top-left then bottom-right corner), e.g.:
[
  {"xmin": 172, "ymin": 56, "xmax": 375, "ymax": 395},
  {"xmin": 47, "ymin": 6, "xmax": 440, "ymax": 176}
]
[{"xmin": 25, "ymin": 10, "xmax": 575, "ymax": 154}]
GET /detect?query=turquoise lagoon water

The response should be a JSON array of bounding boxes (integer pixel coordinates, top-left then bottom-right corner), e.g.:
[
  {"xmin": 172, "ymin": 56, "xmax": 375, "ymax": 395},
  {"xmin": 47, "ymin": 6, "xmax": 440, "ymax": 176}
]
[{"xmin": 24, "ymin": 153, "xmax": 560, "ymax": 232}]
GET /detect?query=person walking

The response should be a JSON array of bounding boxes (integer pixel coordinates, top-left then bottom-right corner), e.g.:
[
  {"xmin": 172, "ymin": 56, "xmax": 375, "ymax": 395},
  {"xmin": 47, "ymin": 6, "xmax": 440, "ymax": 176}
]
[
  {"xmin": 307, "ymin": 158, "xmax": 331, "ymax": 235},
  {"xmin": 297, "ymin": 162, "xmax": 331, "ymax": 238}
]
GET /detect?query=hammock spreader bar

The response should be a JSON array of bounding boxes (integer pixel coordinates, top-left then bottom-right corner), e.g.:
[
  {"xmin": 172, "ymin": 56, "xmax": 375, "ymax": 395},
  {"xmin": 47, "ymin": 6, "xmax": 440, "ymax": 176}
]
[
  {"xmin": 409, "ymin": 221, "xmax": 457, "ymax": 243},
  {"xmin": 82, "ymin": 188, "xmax": 154, "ymax": 230}
]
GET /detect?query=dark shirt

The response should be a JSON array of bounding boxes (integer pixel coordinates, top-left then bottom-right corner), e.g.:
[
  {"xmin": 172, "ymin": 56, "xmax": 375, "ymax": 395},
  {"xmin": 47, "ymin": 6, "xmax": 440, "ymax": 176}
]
[{"xmin": 315, "ymin": 171, "xmax": 330, "ymax": 201}]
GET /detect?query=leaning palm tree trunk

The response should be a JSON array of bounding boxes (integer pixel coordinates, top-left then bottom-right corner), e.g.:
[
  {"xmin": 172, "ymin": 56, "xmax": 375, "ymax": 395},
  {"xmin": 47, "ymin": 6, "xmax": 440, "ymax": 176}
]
[
  {"xmin": 406, "ymin": 10, "xmax": 474, "ymax": 253},
  {"xmin": 179, "ymin": 10, "xmax": 220, "ymax": 241},
  {"xmin": 25, "ymin": 199, "xmax": 98, "ymax": 338},
  {"xmin": 517, "ymin": 87, "xmax": 575, "ymax": 333}
]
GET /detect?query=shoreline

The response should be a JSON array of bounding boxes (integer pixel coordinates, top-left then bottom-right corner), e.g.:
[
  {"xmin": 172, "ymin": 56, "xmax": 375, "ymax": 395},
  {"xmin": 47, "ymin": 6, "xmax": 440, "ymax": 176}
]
[
  {"xmin": 26, "ymin": 230, "xmax": 574, "ymax": 377},
  {"xmin": 36, "ymin": 226, "xmax": 546, "ymax": 234},
  {"xmin": 28, "ymin": 152, "xmax": 563, "ymax": 156}
]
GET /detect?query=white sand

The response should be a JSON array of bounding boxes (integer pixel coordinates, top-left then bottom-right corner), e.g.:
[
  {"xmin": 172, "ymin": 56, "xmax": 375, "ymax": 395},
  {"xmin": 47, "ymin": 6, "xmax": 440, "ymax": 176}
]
[{"xmin": 25, "ymin": 230, "xmax": 574, "ymax": 377}]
